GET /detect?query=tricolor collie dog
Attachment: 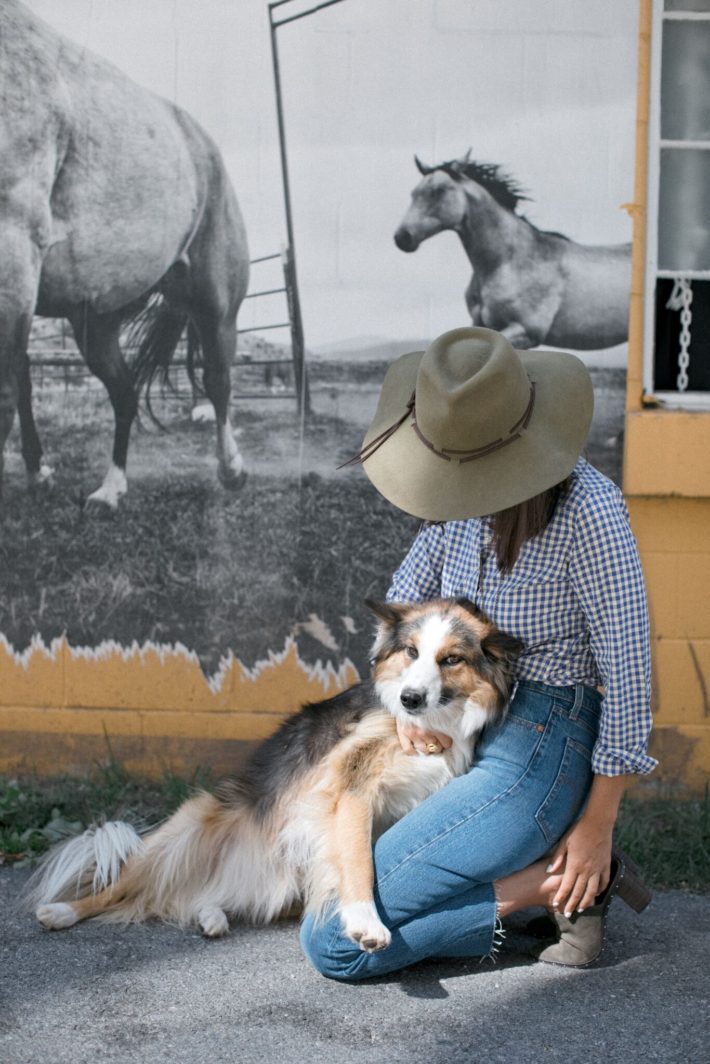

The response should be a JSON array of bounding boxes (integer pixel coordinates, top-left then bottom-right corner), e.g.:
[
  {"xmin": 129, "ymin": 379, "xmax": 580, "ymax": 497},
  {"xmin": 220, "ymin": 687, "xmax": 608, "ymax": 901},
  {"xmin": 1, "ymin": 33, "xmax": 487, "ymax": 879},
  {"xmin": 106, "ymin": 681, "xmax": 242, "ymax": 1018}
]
[{"xmin": 29, "ymin": 599, "xmax": 521, "ymax": 952}]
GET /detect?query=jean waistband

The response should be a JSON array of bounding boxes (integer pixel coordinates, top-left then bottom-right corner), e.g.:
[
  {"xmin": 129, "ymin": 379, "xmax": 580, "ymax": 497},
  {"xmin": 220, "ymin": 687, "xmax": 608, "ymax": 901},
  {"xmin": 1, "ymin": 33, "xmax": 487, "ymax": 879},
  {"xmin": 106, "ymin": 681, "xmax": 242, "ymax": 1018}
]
[{"xmin": 515, "ymin": 679, "xmax": 603, "ymax": 719}]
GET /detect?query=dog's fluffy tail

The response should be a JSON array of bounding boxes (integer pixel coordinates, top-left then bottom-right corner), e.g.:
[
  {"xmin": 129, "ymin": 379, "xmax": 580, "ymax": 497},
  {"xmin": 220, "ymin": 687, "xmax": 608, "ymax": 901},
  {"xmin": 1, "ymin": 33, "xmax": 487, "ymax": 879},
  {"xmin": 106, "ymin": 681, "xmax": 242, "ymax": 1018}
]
[{"xmin": 23, "ymin": 822, "xmax": 145, "ymax": 910}]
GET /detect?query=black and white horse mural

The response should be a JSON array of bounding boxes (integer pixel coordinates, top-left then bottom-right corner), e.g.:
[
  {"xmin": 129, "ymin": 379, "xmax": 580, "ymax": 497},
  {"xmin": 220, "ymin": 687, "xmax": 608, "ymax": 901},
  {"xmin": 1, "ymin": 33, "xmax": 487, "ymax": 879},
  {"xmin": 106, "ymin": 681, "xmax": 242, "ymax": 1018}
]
[
  {"xmin": 395, "ymin": 153, "xmax": 631, "ymax": 351},
  {"xmin": 0, "ymin": 0, "xmax": 249, "ymax": 511},
  {"xmin": 0, "ymin": 0, "xmax": 640, "ymax": 679}
]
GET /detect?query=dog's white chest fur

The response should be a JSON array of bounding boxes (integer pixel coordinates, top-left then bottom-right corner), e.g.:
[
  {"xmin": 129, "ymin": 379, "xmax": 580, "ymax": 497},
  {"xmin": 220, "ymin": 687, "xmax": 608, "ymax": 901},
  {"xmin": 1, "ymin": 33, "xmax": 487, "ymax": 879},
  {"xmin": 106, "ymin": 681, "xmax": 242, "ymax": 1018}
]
[{"xmin": 373, "ymin": 737, "xmax": 472, "ymax": 834}]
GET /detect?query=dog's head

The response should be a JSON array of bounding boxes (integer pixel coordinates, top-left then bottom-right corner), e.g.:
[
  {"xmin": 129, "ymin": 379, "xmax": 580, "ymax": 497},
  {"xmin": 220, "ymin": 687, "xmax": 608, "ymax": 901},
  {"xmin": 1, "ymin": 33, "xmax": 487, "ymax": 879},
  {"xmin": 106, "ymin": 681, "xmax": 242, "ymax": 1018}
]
[{"xmin": 366, "ymin": 598, "xmax": 523, "ymax": 738}]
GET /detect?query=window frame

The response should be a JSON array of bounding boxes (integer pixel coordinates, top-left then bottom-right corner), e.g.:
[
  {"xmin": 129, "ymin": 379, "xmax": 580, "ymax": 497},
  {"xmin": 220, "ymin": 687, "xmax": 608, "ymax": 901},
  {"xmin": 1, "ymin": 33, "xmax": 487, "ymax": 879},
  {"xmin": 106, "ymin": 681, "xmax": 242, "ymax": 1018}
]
[{"xmin": 644, "ymin": 0, "xmax": 710, "ymax": 409}]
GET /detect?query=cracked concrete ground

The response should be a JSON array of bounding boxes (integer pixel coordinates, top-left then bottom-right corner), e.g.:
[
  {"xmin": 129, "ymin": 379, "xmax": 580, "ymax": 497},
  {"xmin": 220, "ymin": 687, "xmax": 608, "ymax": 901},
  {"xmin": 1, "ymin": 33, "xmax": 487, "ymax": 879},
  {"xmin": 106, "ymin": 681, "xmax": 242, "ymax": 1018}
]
[{"xmin": 1, "ymin": 869, "xmax": 707, "ymax": 1064}]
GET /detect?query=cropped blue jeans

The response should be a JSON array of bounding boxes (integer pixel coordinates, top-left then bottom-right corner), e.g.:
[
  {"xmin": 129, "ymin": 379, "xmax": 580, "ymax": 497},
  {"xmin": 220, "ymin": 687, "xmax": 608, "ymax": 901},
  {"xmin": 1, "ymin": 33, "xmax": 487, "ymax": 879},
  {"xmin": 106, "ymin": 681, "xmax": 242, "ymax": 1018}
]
[{"xmin": 300, "ymin": 679, "xmax": 602, "ymax": 981}]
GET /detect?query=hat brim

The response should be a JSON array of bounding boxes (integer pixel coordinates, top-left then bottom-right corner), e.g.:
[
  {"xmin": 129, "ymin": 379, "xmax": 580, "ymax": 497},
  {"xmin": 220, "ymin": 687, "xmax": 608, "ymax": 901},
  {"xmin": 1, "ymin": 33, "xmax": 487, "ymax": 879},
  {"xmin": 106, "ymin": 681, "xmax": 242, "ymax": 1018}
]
[{"xmin": 359, "ymin": 348, "xmax": 594, "ymax": 520}]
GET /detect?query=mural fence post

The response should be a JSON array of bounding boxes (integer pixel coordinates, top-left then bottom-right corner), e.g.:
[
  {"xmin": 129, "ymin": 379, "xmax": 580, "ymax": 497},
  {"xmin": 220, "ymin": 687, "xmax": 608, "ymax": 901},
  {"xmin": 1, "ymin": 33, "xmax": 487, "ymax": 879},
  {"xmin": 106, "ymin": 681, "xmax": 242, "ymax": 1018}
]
[
  {"xmin": 268, "ymin": 0, "xmax": 348, "ymax": 419},
  {"xmin": 281, "ymin": 244, "xmax": 310, "ymax": 416}
]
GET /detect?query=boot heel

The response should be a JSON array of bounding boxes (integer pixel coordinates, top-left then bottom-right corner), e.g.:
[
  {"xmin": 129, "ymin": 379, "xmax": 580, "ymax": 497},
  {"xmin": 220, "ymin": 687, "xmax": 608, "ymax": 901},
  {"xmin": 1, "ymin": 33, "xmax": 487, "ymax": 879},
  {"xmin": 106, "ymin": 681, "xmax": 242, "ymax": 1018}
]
[{"xmin": 617, "ymin": 865, "xmax": 652, "ymax": 913}]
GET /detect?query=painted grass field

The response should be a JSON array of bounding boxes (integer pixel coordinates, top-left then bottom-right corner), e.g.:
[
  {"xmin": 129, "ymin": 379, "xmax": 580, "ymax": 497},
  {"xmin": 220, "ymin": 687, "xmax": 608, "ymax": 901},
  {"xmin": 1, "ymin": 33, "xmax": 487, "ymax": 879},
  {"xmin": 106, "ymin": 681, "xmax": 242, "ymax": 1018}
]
[
  {"xmin": 0, "ymin": 381, "xmax": 418, "ymax": 675},
  {"xmin": 0, "ymin": 357, "xmax": 625, "ymax": 676}
]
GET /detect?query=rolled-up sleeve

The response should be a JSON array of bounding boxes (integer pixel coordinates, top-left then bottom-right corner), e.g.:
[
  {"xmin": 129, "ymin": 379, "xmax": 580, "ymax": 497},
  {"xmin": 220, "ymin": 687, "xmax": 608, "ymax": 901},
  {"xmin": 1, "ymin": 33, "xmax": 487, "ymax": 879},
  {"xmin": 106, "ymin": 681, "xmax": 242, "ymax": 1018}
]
[
  {"xmin": 386, "ymin": 523, "xmax": 445, "ymax": 603},
  {"xmin": 569, "ymin": 488, "xmax": 657, "ymax": 776}
]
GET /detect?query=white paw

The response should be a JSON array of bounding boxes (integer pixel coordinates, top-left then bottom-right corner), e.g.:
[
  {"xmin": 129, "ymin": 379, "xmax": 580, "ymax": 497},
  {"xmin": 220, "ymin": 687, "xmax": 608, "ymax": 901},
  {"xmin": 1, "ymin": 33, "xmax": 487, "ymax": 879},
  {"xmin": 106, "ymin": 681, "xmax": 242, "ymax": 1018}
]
[
  {"xmin": 36, "ymin": 903, "xmax": 79, "ymax": 930},
  {"xmin": 198, "ymin": 906, "xmax": 229, "ymax": 938},
  {"xmin": 341, "ymin": 901, "xmax": 392, "ymax": 953}
]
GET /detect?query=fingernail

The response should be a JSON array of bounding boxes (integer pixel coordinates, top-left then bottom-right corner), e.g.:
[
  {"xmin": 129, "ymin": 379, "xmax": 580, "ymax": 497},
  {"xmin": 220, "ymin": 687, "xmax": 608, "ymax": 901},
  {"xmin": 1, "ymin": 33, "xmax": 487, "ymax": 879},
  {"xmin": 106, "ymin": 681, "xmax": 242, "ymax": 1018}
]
[
  {"xmin": 564, "ymin": 911, "xmax": 572, "ymax": 918},
  {"xmin": 545, "ymin": 864, "xmax": 554, "ymax": 873},
  {"xmin": 577, "ymin": 908, "xmax": 584, "ymax": 913}
]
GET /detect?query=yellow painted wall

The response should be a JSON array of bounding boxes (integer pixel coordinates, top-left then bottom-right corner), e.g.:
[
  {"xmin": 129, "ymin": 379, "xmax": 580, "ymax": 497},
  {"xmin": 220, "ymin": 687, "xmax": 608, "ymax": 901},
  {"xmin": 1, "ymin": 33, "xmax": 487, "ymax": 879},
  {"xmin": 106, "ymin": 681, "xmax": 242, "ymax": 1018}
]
[
  {"xmin": 624, "ymin": 0, "xmax": 710, "ymax": 795},
  {"xmin": 0, "ymin": 638, "xmax": 359, "ymax": 779}
]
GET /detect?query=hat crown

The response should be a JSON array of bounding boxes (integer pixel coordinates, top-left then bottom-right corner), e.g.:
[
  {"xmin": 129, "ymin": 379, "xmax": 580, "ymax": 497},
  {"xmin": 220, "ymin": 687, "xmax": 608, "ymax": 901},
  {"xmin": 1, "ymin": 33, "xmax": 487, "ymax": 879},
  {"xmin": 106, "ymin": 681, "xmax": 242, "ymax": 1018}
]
[{"xmin": 416, "ymin": 327, "xmax": 531, "ymax": 452}]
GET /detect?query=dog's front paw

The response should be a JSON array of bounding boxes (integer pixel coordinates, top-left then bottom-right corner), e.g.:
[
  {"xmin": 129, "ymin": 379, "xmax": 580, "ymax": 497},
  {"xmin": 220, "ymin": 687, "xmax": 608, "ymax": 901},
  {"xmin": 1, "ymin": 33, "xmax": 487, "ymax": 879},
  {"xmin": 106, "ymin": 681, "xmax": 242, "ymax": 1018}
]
[
  {"xmin": 197, "ymin": 906, "xmax": 229, "ymax": 938},
  {"xmin": 341, "ymin": 901, "xmax": 392, "ymax": 953}
]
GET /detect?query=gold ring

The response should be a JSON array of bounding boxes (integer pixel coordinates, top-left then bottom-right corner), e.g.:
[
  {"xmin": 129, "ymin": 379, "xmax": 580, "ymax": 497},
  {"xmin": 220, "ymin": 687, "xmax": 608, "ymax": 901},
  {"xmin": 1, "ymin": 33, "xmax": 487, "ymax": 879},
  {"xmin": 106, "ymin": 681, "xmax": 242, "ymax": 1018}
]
[{"xmin": 426, "ymin": 741, "xmax": 441, "ymax": 753}]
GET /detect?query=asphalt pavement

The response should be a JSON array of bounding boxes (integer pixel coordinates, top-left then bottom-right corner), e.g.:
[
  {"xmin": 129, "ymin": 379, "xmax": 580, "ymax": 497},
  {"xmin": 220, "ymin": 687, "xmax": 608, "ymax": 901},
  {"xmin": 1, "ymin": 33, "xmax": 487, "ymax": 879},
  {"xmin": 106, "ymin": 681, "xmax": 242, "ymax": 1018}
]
[{"xmin": 1, "ymin": 868, "xmax": 707, "ymax": 1064}]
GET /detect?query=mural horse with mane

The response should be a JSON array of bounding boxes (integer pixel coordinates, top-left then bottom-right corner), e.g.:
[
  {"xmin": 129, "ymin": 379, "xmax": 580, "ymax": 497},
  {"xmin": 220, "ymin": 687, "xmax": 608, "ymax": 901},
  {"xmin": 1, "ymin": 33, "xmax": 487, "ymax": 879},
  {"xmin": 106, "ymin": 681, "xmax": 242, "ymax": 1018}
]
[
  {"xmin": 395, "ymin": 152, "xmax": 631, "ymax": 351},
  {"xmin": 0, "ymin": 0, "xmax": 249, "ymax": 510}
]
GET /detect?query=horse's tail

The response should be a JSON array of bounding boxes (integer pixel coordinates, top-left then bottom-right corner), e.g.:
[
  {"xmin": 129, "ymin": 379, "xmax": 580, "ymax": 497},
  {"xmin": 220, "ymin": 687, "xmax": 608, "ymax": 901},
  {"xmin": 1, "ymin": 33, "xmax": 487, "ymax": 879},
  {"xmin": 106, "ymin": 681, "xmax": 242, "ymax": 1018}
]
[{"xmin": 124, "ymin": 293, "xmax": 204, "ymax": 428}]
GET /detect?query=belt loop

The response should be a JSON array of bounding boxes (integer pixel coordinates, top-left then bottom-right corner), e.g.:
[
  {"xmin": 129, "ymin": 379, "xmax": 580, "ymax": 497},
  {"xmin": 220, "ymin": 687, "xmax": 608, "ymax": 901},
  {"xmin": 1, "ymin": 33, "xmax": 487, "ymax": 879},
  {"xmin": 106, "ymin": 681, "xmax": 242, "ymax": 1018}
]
[{"xmin": 569, "ymin": 683, "xmax": 584, "ymax": 720}]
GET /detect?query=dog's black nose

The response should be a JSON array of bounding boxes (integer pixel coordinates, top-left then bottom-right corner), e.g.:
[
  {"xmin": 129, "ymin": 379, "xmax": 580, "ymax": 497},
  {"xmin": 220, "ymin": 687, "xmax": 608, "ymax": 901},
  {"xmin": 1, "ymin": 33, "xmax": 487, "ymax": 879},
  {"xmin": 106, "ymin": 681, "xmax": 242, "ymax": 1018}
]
[{"xmin": 400, "ymin": 688, "xmax": 425, "ymax": 712}]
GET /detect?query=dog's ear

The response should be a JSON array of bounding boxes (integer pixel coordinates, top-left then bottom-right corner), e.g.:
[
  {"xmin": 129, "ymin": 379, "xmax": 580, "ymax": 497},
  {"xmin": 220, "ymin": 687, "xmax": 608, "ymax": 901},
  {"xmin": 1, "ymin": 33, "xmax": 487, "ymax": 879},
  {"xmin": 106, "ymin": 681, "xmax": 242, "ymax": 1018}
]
[
  {"xmin": 365, "ymin": 600, "xmax": 407, "ymax": 664},
  {"xmin": 454, "ymin": 597, "xmax": 490, "ymax": 624},
  {"xmin": 364, "ymin": 599, "xmax": 406, "ymax": 628},
  {"xmin": 481, "ymin": 628, "xmax": 524, "ymax": 665}
]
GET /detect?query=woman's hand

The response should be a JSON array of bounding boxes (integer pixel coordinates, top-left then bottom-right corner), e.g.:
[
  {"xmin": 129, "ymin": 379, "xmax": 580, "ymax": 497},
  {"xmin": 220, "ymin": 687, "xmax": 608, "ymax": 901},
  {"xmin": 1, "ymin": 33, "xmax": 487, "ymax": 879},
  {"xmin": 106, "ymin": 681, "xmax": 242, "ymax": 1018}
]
[
  {"xmin": 546, "ymin": 816, "xmax": 613, "ymax": 916},
  {"xmin": 546, "ymin": 774, "xmax": 627, "ymax": 916},
  {"xmin": 396, "ymin": 718, "xmax": 453, "ymax": 757}
]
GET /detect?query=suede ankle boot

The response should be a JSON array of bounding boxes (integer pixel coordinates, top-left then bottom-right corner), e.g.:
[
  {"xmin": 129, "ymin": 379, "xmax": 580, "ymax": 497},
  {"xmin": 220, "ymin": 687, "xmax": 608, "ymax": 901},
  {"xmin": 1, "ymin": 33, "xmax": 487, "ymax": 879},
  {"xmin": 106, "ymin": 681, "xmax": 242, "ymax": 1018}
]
[{"xmin": 534, "ymin": 851, "xmax": 652, "ymax": 967}]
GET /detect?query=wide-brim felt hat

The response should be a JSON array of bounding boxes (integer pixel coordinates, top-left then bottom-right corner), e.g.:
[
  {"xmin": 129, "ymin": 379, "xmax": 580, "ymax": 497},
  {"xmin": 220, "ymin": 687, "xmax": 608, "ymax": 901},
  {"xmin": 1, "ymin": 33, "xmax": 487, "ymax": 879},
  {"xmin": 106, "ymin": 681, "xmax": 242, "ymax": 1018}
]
[{"xmin": 355, "ymin": 326, "xmax": 594, "ymax": 520}]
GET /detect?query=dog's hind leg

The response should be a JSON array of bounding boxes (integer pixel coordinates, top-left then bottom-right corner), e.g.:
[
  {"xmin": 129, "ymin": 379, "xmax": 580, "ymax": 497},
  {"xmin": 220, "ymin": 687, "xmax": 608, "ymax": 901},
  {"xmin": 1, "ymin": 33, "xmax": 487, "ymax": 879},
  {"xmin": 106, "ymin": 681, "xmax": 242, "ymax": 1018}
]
[
  {"xmin": 197, "ymin": 906, "xmax": 229, "ymax": 938},
  {"xmin": 329, "ymin": 791, "xmax": 391, "ymax": 954},
  {"xmin": 35, "ymin": 860, "xmax": 141, "ymax": 930},
  {"xmin": 36, "ymin": 879, "xmax": 125, "ymax": 930},
  {"xmin": 35, "ymin": 901, "xmax": 82, "ymax": 930}
]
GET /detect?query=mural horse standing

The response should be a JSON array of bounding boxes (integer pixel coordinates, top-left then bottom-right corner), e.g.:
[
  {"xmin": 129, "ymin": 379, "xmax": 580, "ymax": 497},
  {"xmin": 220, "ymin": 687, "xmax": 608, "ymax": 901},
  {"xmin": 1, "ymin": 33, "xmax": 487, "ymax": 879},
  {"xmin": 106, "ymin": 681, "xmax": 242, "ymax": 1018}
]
[
  {"xmin": 0, "ymin": 0, "xmax": 249, "ymax": 510},
  {"xmin": 395, "ymin": 152, "xmax": 631, "ymax": 351}
]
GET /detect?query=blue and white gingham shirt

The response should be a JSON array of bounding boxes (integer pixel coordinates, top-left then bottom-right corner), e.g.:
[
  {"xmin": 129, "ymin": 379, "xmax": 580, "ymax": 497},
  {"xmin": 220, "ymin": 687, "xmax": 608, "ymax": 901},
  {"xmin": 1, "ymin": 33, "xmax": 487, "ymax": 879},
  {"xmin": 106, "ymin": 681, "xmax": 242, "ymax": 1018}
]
[{"xmin": 387, "ymin": 458, "xmax": 656, "ymax": 777}]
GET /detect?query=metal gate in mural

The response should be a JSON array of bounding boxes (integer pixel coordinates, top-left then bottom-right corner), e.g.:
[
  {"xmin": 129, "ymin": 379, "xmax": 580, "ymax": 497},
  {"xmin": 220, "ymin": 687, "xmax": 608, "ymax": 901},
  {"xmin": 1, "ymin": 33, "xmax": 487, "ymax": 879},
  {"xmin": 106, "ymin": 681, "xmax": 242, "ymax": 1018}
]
[{"xmin": 0, "ymin": 0, "xmax": 638, "ymax": 774}]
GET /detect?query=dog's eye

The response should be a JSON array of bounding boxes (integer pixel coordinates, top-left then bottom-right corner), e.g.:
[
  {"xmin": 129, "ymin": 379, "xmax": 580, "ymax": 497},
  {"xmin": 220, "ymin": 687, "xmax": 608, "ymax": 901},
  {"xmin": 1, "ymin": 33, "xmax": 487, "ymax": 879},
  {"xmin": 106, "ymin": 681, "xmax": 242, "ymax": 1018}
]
[
  {"xmin": 441, "ymin": 655, "xmax": 463, "ymax": 668},
  {"xmin": 404, "ymin": 645, "xmax": 418, "ymax": 660}
]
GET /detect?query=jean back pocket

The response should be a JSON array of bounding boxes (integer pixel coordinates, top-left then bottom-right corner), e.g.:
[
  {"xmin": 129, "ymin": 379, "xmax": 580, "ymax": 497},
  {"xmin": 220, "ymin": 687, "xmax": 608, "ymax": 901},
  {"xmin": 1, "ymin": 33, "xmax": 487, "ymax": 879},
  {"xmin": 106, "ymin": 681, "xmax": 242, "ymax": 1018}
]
[{"xmin": 534, "ymin": 737, "xmax": 593, "ymax": 846}]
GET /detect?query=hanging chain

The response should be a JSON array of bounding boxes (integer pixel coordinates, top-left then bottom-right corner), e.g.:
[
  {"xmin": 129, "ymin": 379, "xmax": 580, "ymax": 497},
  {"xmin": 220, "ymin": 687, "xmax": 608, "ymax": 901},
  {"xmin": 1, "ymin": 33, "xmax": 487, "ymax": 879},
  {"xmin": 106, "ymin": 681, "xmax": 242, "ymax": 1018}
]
[{"xmin": 666, "ymin": 277, "xmax": 693, "ymax": 392}]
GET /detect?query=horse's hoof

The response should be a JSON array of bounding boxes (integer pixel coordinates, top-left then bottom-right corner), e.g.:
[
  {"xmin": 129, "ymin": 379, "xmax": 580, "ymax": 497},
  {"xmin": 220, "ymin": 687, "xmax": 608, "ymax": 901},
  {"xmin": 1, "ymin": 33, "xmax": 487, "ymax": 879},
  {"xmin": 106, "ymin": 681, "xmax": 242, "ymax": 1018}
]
[
  {"xmin": 218, "ymin": 466, "xmax": 248, "ymax": 492},
  {"xmin": 84, "ymin": 491, "xmax": 121, "ymax": 515},
  {"xmin": 84, "ymin": 465, "xmax": 127, "ymax": 512},
  {"xmin": 27, "ymin": 464, "xmax": 55, "ymax": 490},
  {"xmin": 191, "ymin": 403, "xmax": 216, "ymax": 425}
]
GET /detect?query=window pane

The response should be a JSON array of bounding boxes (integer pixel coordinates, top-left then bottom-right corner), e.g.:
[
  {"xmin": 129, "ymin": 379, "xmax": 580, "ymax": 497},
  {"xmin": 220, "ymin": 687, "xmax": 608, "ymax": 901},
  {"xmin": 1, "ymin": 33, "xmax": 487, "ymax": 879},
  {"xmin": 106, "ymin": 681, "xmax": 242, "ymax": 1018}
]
[
  {"xmin": 664, "ymin": 1, "xmax": 710, "ymax": 12},
  {"xmin": 658, "ymin": 149, "xmax": 710, "ymax": 270},
  {"xmin": 661, "ymin": 20, "xmax": 710, "ymax": 139}
]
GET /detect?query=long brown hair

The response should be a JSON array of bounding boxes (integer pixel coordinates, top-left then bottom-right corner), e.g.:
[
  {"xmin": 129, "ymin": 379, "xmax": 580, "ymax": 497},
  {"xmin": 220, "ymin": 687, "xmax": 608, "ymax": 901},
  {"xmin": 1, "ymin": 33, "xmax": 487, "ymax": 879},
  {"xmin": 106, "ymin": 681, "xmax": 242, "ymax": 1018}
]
[{"xmin": 490, "ymin": 477, "xmax": 570, "ymax": 573}]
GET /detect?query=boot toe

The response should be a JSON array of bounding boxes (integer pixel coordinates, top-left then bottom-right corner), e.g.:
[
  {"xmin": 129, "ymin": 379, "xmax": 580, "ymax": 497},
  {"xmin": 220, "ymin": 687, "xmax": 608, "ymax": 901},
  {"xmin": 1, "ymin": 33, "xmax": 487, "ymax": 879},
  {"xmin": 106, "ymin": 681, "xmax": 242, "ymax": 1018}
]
[{"xmin": 533, "ymin": 936, "xmax": 603, "ymax": 968}]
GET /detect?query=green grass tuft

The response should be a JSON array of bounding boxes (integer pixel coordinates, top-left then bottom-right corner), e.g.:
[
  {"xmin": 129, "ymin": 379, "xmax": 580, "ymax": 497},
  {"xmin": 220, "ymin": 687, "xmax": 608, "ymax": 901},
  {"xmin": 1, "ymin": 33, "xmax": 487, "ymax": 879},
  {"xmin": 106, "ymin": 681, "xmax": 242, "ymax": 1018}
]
[
  {"xmin": 615, "ymin": 792, "xmax": 710, "ymax": 893},
  {"xmin": 0, "ymin": 763, "xmax": 211, "ymax": 866},
  {"xmin": 1, "ymin": 767, "xmax": 708, "ymax": 892}
]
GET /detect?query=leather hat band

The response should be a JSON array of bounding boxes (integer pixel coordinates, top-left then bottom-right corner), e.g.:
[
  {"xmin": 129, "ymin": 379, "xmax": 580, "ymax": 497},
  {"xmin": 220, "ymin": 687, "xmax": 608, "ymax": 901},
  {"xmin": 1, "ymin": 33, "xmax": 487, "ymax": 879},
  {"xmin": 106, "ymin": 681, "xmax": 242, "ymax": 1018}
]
[
  {"xmin": 413, "ymin": 381, "xmax": 536, "ymax": 464},
  {"xmin": 339, "ymin": 380, "xmax": 535, "ymax": 469}
]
